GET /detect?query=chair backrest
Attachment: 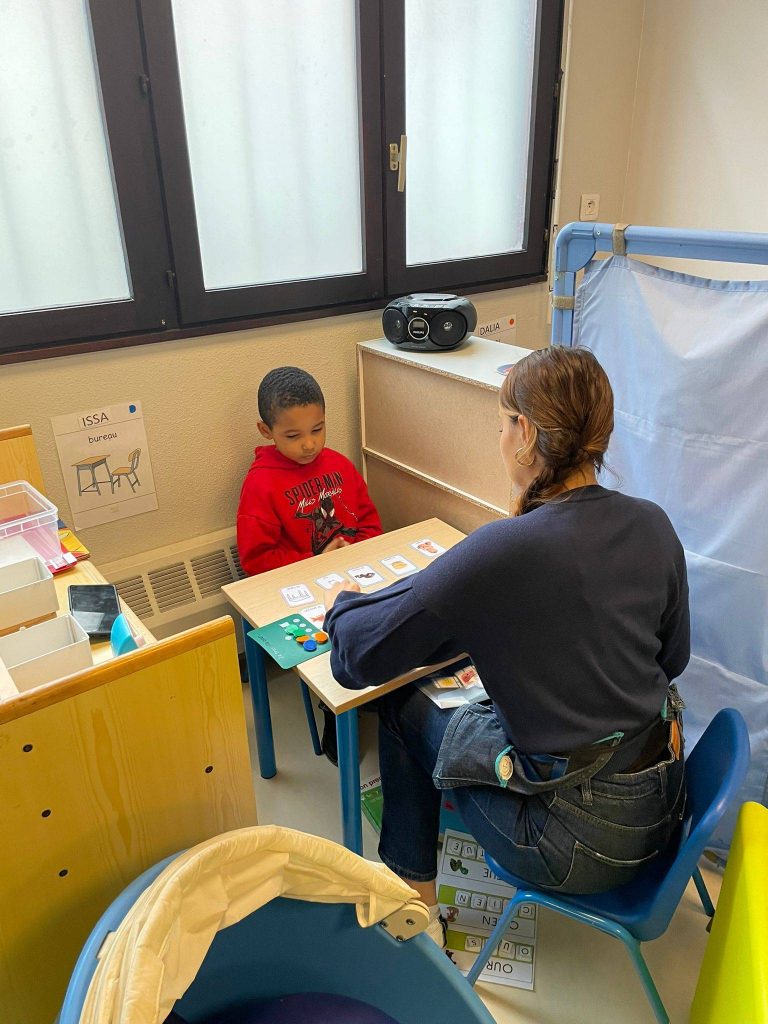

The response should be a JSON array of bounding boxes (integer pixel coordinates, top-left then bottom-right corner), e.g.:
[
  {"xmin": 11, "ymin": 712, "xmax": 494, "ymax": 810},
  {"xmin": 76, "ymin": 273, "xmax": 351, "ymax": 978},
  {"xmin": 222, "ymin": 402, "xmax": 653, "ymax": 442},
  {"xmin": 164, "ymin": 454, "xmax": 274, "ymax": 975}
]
[
  {"xmin": 639, "ymin": 708, "xmax": 750, "ymax": 940},
  {"xmin": 129, "ymin": 448, "xmax": 141, "ymax": 470}
]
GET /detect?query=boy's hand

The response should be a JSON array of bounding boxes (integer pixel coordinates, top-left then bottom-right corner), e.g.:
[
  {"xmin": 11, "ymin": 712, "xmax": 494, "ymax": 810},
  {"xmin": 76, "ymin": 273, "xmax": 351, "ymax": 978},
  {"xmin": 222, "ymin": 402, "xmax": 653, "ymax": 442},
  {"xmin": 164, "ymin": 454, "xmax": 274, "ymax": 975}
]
[
  {"xmin": 324, "ymin": 536, "xmax": 350, "ymax": 552},
  {"xmin": 326, "ymin": 580, "xmax": 361, "ymax": 610}
]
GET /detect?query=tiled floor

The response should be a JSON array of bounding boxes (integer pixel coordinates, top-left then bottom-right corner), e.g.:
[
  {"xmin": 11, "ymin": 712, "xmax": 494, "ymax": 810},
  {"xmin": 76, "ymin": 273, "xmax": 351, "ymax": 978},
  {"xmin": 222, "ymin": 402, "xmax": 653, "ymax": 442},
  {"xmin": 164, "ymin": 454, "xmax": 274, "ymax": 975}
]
[{"xmin": 247, "ymin": 670, "xmax": 721, "ymax": 1024}]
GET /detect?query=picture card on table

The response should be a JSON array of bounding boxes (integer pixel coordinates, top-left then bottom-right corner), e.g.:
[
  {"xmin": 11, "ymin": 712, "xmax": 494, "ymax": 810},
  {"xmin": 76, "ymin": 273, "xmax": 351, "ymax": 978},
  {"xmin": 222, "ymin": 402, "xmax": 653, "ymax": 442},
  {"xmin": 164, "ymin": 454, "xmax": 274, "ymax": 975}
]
[
  {"xmin": 410, "ymin": 538, "xmax": 446, "ymax": 558},
  {"xmin": 316, "ymin": 572, "xmax": 345, "ymax": 591},
  {"xmin": 347, "ymin": 564, "xmax": 385, "ymax": 586},
  {"xmin": 381, "ymin": 554, "xmax": 418, "ymax": 576},
  {"xmin": 280, "ymin": 583, "xmax": 314, "ymax": 607},
  {"xmin": 302, "ymin": 604, "xmax": 327, "ymax": 629}
]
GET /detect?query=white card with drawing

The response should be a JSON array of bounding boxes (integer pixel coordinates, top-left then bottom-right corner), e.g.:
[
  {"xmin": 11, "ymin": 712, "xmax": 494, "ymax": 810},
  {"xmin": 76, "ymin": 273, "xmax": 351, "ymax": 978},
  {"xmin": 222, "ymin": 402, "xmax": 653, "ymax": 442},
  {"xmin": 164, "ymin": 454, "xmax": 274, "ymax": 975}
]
[
  {"xmin": 381, "ymin": 554, "xmax": 418, "ymax": 576},
  {"xmin": 280, "ymin": 584, "xmax": 314, "ymax": 607},
  {"xmin": 347, "ymin": 564, "xmax": 384, "ymax": 586},
  {"xmin": 410, "ymin": 538, "xmax": 446, "ymax": 558},
  {"xmin": 316, "ymin": 572, "xmax": 345, "ymax": 591},
  {"xmin": 302, "ymin": 604, "xmax": 327, "ymax": 629}
]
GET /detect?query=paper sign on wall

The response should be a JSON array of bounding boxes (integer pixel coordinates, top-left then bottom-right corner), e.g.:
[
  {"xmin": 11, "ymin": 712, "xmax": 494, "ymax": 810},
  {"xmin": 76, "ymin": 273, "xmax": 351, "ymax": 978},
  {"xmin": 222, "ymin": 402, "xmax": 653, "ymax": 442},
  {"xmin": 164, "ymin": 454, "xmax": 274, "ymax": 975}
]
[
  {"xmin": 52, "ymin": 401, "xmax": 158, "ymax": 530},
  {"xmin": 476, "ymin": 314, "xmax": 517, "ymax": 345}
]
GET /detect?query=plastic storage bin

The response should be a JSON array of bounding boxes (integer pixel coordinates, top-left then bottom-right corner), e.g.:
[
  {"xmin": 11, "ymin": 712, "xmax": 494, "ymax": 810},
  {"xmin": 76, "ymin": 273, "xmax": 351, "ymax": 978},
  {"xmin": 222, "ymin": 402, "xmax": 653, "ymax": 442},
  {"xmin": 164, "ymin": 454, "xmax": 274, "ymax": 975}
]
[
  {"xmin": 0, "ymin": 481, "xmax": 60, "ymax": 570},
  {"xmin": 0, "ymin": 556, "xmax": 57, "ymax": 635},
  {"xmin": 0, "ymin": 614, "xmax": 92, "ymax": 692}
]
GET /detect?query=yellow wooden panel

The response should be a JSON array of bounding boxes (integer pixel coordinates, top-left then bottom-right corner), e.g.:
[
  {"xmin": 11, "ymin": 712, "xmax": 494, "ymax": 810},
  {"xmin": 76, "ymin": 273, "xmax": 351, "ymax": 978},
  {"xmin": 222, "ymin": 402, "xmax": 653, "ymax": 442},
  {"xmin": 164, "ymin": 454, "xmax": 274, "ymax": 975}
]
[
  {"xmin": 0, "ymin": 617, "xmax": 257, "ymax": 1024},
  {"xmin": 0, "ymin": 424, "xmax": 45, "ymax": 493},
  {"xmin": 690, "ymin": 802, "xmax": 768, "ymax": 1024}
]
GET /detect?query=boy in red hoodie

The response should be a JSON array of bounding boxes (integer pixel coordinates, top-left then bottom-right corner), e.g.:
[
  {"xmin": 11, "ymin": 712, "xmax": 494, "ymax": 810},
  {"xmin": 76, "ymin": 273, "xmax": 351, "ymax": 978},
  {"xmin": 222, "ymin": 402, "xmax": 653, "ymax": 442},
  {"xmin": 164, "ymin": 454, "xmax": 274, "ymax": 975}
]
[
  {"xmin": 237, "ymin": 366, "xmax": 382, "ymax": 574},
  {"xmin": 237, "ymin": 367, "xmax": 382, "ymax": 762}
]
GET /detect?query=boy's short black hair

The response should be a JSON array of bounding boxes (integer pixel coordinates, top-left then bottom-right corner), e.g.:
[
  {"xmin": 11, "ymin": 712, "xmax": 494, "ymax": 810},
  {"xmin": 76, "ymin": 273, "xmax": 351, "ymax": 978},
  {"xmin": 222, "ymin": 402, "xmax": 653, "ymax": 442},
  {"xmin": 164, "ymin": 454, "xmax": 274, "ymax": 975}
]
[{"xmin": 258, "ymin": 366, "xmax": 325, "ymax": 428}]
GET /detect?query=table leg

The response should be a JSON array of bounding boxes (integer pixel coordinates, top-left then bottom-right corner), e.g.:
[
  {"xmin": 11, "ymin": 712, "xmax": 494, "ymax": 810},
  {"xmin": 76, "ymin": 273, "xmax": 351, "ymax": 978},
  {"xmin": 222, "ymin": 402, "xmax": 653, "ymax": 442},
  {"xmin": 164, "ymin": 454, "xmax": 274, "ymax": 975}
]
[
  {"xmin": 243, "ymin": 620, "xmax": 277, "ymax": 779},
  {"xmin": 336, "ymin": 708, "xmax": 362, "ymax": 854},
  {"xmin": 299, "ymin": 681, "xmax": 322, "ymax": 756}
]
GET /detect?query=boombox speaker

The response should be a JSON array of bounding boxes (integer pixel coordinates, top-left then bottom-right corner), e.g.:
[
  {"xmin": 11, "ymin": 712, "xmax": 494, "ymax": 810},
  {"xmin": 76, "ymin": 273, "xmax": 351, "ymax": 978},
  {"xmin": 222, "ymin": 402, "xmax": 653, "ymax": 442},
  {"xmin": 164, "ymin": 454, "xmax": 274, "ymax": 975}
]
[{"xmin": 382, "ymin": 293, "xmax": 477, "ymax": 352}]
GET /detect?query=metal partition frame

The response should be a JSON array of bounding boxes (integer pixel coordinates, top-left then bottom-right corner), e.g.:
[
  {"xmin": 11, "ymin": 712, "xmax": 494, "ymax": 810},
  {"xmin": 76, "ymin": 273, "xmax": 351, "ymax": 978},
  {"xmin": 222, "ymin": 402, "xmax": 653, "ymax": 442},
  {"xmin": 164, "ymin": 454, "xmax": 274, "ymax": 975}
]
[{"xmin": 550, "ymin": 222, "xmax": 768, "ymax": 346}]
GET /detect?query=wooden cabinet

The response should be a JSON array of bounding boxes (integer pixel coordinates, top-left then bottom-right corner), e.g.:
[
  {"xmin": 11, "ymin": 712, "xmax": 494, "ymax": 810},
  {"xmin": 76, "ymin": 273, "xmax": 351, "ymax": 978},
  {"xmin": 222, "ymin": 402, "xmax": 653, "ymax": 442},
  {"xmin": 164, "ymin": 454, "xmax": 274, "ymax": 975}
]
[{"xmin": 357, "ymin": 336, "xmax": 532, "ymax": 533}]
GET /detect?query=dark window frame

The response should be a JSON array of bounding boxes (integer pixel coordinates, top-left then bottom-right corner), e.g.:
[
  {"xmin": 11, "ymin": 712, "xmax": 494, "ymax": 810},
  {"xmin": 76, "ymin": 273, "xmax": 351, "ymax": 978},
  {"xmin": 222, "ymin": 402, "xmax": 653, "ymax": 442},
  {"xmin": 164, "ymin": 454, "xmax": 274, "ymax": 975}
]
[
  {"xmin": 0, "ymin": 0, "xmax": 177, "ymax": 355},
  {"xmin": 382, "ymin": 0, "xmax": 563, "ymax": 295},
  {"xmin": 0, "ymin": 0, "xmax": 563, "ymax": 360}
]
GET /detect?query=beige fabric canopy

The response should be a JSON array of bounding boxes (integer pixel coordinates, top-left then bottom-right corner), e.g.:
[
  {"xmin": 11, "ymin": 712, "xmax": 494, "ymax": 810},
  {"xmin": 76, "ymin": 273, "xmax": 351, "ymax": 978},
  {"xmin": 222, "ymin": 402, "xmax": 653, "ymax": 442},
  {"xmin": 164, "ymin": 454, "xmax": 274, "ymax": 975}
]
[{"xmin": 80, "ymin": 825, "xmax": 428, "ymax": 1024}]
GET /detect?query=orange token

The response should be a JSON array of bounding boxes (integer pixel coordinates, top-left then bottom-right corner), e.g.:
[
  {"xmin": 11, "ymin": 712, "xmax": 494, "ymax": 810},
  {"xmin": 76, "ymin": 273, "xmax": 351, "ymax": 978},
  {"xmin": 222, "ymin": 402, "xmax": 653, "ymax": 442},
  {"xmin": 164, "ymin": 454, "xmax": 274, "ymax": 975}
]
[
  {"xmin": 295, "ymin": 635, "xmax": 309, "ymax": 643},
  {"xmin": 314, "ymin": 631, "xmax": 328, "ymax": 643}
]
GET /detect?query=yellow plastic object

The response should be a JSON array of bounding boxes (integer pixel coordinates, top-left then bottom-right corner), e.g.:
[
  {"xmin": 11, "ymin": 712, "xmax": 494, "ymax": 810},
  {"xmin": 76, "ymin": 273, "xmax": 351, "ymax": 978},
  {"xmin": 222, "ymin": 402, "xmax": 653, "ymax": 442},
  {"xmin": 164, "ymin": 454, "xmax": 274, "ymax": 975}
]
[{"xmin": 690, "ymin": 802, "xmax": 768, "ymax": 1023}]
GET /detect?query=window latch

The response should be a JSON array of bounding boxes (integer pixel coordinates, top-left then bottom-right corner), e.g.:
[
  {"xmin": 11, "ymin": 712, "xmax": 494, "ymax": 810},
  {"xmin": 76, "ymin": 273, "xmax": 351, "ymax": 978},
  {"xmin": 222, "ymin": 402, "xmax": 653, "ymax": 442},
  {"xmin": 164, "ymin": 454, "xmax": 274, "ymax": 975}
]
[{"xmin": 388, "ymin": 134, "xmax": 407, "ymax": 193}]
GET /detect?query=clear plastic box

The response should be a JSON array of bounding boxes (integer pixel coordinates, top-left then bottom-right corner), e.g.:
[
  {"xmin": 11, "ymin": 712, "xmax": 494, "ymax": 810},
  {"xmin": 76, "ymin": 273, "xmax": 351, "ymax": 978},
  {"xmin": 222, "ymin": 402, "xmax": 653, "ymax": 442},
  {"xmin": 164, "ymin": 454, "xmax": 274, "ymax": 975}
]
[{"xmin": 0, "ymin": 481, "xmax": 60, "ymax": 570}]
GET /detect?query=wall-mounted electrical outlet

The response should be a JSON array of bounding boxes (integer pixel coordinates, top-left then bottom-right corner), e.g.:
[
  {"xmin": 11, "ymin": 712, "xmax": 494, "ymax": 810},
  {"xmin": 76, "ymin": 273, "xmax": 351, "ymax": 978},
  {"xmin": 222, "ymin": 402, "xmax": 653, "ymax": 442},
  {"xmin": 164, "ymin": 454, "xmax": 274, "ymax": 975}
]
[{"xmin": 579, "ymin": 193, "xmax": 600, "ymax": 221}]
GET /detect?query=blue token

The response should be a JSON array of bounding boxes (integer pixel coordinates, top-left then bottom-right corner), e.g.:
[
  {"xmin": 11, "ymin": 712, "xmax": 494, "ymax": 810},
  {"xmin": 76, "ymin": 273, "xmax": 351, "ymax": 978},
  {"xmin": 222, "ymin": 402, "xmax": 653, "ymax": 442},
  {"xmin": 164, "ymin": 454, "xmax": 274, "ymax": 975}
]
[{"xmin": 303, "ymin": 639, "xmax": 317, "ymax": 652}]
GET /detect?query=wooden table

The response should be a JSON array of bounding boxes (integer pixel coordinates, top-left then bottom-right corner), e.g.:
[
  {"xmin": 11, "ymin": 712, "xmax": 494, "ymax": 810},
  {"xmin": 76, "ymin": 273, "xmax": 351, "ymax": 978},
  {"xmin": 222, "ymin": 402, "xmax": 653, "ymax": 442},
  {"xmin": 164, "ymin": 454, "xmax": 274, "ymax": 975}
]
[
  {"xmin": 53, "ymin": 558, "xmax": 154, "ymax": 665},
  {"xmin": 222, "ymin": 518, "xmax": 466, "ymax": 853}
]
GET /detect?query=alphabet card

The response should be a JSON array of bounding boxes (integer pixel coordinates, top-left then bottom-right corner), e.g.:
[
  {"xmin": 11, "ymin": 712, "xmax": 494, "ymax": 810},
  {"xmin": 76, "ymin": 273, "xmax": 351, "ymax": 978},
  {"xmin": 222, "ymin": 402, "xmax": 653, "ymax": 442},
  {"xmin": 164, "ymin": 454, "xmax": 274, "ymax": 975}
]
[
  {"xmin": 52, "ymin": 401, "xmax": 157, "ymax": 530},
  {"xmin": 346, "ymin": 564, "xmax": 384, "ymax": 586},
  {"xmin": 437, "ymin": 829, "xmax": 537, "ymax": 989}
]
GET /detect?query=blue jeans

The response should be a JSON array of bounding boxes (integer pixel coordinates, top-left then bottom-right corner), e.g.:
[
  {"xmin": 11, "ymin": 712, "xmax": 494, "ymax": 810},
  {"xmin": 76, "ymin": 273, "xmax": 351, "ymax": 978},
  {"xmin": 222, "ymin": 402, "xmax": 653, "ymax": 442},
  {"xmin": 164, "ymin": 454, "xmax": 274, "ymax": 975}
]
[{"xmin": 377, "ymin": 687, "xmax": 686, "ymax": 894}]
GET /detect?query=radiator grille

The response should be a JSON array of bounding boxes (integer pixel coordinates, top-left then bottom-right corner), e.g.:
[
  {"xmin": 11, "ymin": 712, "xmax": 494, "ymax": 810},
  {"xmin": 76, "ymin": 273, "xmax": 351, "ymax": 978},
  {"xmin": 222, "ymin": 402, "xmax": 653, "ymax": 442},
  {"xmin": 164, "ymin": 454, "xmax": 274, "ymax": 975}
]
[
  {"xmin": 148, "ymin": 562, "xmax": 196, "ymax": 612},
  {"xmin": 115, "ymin": 575, "xmax": 154, "ymax": 620},
  {"xmin": 104, "ymin": 529, "xmax": 243, "ymax": 633},
  {"xmin": 229, "ymin": 544, "xmax": 246, "ymax": 581},
  {"xmin": 191, "ymin": 549, "xmax": 235, "ymax": 597}
]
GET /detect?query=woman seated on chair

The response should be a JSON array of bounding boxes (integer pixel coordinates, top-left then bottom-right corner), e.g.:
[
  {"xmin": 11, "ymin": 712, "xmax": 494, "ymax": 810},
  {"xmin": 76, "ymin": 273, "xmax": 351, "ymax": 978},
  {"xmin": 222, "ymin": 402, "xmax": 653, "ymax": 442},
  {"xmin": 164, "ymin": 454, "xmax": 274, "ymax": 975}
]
[{"xmin": 324, "ymin": 346, "xmax": 689, "ymax": 943}]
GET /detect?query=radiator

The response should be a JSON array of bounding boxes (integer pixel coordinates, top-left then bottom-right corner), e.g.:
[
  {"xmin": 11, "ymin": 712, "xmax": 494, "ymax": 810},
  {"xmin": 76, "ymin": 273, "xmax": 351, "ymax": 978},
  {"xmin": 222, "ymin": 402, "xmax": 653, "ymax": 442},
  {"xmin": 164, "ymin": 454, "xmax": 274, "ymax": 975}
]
[{"xmin": 99, "ymin": 527, "xmax": 247, "ymax": 641}]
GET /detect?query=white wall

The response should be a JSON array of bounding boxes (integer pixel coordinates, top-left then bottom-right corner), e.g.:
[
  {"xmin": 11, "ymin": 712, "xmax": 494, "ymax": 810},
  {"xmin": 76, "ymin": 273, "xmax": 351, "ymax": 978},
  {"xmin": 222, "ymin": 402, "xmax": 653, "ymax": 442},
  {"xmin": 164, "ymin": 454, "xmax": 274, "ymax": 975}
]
[
  {"xmin": 622, "ymin": 0, "xmax": 768, "ymax": 277},
  {"xmin": 0, "ymin": 1, "xmax": 643, "ymax": 563}
]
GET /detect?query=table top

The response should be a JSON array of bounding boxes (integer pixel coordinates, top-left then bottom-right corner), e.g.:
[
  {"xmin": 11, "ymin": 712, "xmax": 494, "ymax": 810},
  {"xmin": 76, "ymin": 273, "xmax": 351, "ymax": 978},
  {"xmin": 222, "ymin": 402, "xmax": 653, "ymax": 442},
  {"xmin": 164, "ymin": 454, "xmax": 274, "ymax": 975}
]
[
  {"xmin": 358, "ymin": 336, "xmax": 531, "ymax": 391},
  {"xmin": 222, "ymin": 518, "xmax": 467, "ymax": 713},
  {"xmin": 53, "ymin": 559, "xmax": 155, "ymax": 666},
  {"xmin": 73, "ymin": 456, "xmax": 110, "ymax": 467}
]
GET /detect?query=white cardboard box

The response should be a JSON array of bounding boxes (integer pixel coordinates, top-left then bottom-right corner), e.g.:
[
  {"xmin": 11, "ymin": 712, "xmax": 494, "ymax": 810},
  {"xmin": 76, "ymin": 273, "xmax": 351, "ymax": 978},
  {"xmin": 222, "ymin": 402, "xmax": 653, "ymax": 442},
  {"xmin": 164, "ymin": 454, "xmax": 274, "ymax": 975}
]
[
  {"xmin": 0, "ymin": 556, "xmax": 58, "ymax": 635},
  {"xmin": 0, "ymin": 614, "xmax": 92, "ymax": 692}
]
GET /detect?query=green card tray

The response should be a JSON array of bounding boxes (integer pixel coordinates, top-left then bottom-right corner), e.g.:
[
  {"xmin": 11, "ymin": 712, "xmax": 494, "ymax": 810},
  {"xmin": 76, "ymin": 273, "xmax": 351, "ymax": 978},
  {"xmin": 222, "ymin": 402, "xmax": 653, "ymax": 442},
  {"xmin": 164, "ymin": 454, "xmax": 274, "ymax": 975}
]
[{"xmin": 248, "ymin": 613, "xmax": 331, "ymax": 670}]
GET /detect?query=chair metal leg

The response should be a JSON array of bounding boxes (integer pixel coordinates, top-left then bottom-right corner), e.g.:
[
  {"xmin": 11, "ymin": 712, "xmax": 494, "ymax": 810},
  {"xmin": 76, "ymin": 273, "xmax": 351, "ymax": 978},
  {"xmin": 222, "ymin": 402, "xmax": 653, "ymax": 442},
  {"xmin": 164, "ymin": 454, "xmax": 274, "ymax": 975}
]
[
  {"xmin": 622, "ymin": 934, "xmax": 669, "ymax": 1024},
  {"xmin": 336, "ymin": 709, "xmax": 362, "ymax": 854},
  {"xmin": 243, "ymin": 619, "xmax": 277, "ymax": 779},
  {"xmin": 466, "ymin": 893, "xmax": 527, "ymax": 986},
  {"xmin": 692, "ymin": 865, "xmax": 715, "ymax": 918},
  {"xmin": 300, "ymin": 681, "xmax": 322, "ymax": 755}
]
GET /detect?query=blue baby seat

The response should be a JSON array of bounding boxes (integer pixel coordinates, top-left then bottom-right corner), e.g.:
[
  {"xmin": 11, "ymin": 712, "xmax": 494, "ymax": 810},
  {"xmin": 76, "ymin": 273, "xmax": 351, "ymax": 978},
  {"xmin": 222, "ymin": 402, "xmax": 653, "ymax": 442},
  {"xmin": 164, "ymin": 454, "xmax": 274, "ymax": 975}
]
[{"xmin": 59, "ymin": 825, "xmax": 493, "ymax": 1024}]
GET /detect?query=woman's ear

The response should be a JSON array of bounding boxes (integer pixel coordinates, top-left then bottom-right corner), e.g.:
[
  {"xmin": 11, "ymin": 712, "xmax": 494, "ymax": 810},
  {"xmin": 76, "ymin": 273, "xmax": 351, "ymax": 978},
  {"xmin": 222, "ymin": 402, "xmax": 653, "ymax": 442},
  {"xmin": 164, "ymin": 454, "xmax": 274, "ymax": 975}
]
[
  {"xmin": 257, "ymin": 420, "xmax": 273, "ymax": 441},
  {"xmin": 518, "ymin": 414, "xmax": 534, "ymax": 447}
]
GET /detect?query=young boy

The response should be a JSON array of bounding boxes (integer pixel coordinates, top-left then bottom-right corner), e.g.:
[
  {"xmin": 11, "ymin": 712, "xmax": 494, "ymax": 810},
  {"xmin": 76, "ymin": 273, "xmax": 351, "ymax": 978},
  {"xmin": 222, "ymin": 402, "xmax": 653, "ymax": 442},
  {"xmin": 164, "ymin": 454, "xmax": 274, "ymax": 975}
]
[
  {"xmin": 237, "ymin": 366, "xmax": 382, "ymax": 763},
  {"xmin": 237, "ymin": 366, "xmax": 382, "ymax": 575}
]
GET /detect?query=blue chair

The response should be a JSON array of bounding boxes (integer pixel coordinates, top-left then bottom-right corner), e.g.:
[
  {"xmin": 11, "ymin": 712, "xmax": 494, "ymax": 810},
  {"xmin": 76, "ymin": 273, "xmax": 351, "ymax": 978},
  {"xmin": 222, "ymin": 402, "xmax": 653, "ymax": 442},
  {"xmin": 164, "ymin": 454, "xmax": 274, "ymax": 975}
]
[{"xmin": 466, "ymin": 708, "xmax": 750, "ymax": 1024}]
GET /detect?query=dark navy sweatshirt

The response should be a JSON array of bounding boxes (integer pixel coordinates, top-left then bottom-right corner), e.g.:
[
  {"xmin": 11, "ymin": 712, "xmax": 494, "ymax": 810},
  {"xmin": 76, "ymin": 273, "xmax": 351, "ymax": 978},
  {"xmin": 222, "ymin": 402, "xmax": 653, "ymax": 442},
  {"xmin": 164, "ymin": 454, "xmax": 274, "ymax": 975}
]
[{"xmin": 326, "ymin": 486, "xmax": 689, "ymax": 753}]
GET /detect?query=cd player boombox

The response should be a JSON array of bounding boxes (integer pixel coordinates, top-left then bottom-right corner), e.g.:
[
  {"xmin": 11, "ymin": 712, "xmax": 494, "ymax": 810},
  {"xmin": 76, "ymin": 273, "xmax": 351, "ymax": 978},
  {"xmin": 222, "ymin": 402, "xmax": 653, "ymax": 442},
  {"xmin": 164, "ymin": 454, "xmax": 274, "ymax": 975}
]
[{"xmin": 382, "ymin": 293, "xmax": 477, "ymax": 352}]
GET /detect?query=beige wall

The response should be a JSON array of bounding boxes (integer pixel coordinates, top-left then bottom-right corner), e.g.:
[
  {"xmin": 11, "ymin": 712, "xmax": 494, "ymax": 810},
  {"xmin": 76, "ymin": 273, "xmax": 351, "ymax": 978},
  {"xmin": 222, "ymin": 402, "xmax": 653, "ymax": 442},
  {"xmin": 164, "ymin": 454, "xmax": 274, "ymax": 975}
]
[
  {"xmin": 623, "ymin": 0, "xmax": 768, "ymax": 277},
  {"xmin": 0, "ymin": 1, "xmax": 643, "ymax": 563}
]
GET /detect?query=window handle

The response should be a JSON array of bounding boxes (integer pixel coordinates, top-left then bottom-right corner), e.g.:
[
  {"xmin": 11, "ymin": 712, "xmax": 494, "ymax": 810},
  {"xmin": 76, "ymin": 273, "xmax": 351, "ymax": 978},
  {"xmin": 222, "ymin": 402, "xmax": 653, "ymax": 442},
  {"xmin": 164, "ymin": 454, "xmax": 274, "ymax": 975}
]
[{"xmin": 388, "ymin": 134, "xmax": 407, "ymax": 193}]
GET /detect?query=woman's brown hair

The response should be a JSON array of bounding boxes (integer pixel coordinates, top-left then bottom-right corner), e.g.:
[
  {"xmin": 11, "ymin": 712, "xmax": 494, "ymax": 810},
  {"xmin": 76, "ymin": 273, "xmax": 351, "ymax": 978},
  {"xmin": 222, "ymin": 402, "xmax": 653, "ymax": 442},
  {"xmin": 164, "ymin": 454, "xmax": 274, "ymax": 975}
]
[{"xmin": 500, "ymin": 346, "xmax": 614, "ymax": 516}]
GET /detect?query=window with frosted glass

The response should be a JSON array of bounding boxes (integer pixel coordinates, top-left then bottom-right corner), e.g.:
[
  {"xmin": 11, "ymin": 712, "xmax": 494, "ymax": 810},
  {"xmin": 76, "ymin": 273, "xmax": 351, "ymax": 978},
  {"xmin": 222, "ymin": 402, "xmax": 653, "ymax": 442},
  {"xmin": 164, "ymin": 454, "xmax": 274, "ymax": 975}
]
[
  {"xmin": 170, "ymin": 0, "xmax": 364, "ymax": 292},
  {"xmin": 0, "ymin": 0, "xmax": 130, "ymax": 316},
  {"xmin": 404, "ymin": 0, "xmax": 536, "ymax": 267}
]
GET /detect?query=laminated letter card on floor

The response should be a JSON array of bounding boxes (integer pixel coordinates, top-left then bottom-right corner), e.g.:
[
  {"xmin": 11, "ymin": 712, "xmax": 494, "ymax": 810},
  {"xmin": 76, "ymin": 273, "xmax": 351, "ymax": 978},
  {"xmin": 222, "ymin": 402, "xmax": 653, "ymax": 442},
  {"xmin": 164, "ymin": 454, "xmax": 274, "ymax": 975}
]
[{"xmin": 437, "ymin": 829, "xmax": 537, "ymax": 989}]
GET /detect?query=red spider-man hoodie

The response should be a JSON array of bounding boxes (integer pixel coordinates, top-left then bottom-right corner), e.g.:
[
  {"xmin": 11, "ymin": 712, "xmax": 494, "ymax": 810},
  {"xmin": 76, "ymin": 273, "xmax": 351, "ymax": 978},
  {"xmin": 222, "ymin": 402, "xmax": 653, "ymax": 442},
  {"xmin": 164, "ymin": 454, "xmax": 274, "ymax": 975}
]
[{"xmin": 237, "ymin": 445, "xmax": 383, "ymax": 576}]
